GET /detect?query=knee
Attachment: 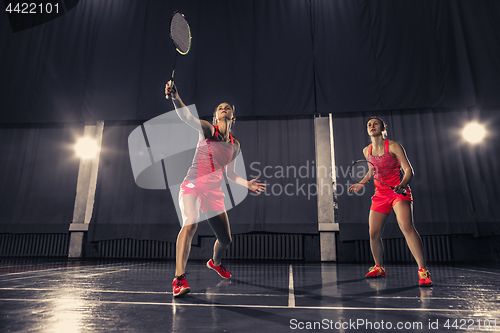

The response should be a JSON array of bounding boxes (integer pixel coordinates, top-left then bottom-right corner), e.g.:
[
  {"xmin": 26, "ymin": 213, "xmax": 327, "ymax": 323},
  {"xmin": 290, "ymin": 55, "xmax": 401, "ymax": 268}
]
[
  {"xmin": 369, "ymin": 228, "xmax": 382, "ymax": 241},
  {"xmin": 181, "ymin": 223, "xmax": 198, "ymax": 236},
  {"xmin": 218, "ymin": 235, "xmax": 232, "ymax": 248},
  {"xmin": 182, "ymin": 214, "xmax": 199, "ymax": 227},
  {"xmin": 398, "ymin": 221, "xmax": 416, "ymax": 236}
]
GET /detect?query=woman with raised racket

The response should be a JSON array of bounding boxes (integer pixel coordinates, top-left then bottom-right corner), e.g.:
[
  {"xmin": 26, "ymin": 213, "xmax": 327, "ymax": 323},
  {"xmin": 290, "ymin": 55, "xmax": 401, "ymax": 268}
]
[
  {"xmin": 348, "ymin": 117, "xmax": 432, "ymax": 287},
  {"xmin": 165, "ymin": 82, "xmax": 266, "ymax": 297}
]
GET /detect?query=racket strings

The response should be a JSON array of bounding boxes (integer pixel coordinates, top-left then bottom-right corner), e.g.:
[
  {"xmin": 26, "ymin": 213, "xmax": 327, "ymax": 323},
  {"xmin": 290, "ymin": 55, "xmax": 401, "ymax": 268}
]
[
  {"xmin": 351, "ymin": 162, "xmax": 372, "ymax": 184},
  {"xmin": 171, "ymin": 13, "xmax": 191, "ymax": 54}
]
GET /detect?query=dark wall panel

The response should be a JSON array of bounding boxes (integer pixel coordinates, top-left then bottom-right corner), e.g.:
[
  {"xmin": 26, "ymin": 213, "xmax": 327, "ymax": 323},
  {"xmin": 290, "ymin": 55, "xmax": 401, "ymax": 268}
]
[{"xmin": 1, "ymin": 1, "xmax": 499, "ymax": 122}]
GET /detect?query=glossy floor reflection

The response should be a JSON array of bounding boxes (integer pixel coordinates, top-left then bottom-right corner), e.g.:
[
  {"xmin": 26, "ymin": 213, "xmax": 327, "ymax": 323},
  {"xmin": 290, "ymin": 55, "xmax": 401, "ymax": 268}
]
[{"xmin": 1, "ymin": 259, "xmax": 499, "ymax": 332}]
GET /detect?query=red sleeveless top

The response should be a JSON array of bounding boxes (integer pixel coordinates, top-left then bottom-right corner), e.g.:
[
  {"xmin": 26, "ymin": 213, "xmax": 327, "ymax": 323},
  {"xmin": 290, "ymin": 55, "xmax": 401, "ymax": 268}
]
[
  {"xmin": 366, "ymin": 140, "xmax": 404, "ymax": 192},
  {"xmin": 184, "ymin": 125, "xmax": 235, "ymax": 189}
]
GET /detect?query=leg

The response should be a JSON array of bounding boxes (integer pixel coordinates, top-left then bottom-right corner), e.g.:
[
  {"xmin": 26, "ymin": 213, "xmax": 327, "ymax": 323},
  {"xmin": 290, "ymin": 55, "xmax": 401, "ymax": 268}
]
[
  {"xmin": 393, "ymin": 200, "xmax": 426, "ymax": 269},
  {"xmin": 207, "ymin": 211, "xmax": 231, "ymax": 266},
  {"xmin": 368, "ymin": 210, "xmax": 389, "ymax": 267},
  {"xmin": 176, "ymin": 194, "xmax": 200, "ymax": 277}
]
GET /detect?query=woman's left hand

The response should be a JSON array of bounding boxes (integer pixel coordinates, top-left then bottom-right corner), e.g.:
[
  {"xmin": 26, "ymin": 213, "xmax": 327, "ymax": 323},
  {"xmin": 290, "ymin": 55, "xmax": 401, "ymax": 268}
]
[
  {"xmin": 248, "ymin": 177, "xmax": 266, "ymax": 193},
  {"xmin": 393, "ymin": 184, "xmax": 406, "ymax": 194}
]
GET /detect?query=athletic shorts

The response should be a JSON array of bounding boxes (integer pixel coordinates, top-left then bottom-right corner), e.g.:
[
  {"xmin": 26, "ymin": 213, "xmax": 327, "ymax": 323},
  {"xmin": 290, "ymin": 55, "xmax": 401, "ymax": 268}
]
[
  {"xmin": 370, "ymin": 188, "xmax": 413, "ymax": 214},
  {"xmin": 179, "ymin": 180, "xmax": 225, "ymax": 213}
]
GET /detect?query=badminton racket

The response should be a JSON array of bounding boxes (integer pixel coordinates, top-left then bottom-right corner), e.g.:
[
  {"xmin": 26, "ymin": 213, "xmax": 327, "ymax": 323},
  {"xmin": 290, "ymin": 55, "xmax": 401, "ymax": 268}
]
[
  {"xmin": 166, "ymin": 11, "xmax": 192, "ymax": 99},
  {"xmin": 349, "ymin": 159, "xmax": 407, "ymax": 196}
]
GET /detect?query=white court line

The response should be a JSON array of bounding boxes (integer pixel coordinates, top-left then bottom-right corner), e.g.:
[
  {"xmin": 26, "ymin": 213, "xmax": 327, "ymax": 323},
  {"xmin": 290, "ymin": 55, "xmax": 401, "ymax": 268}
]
[
  {"xmin": 371, "ymin": 296, "xmax": 471, "ymax": 300},
  {"xmin": 80, "ymin": 269, "xmax": 130, "ymax": 278},
  {"xmin": 452, "ymin": 267, "xmax": 500, "ymax": 275},
  {"xmin": 0, "ymin": 269, "xmax": 129, "ymax": 282},
  {"xmin": 1, "ymin": 288, "xmax": 487, "ymax": 301},
  {"xmin": 0, "ymin": 262, "xmax": 148, "ymax": 280},
  {"xmin": 1, "ymin": 271, "xmax": 86, "ymax": 282},
  {"xmin": 288, "ymin": 264, "xmax": 295, "ymax": 307},
  {"xmin": 0, "ymin": 298, "xmax": 489, "ymax": 313},
  {"xmin": 0, "ymin": 267, "xmax": 78, "ymax": 277},
  {"xmin": 0, "ymin": 288, "xmax": 284, "ymax": 297}
]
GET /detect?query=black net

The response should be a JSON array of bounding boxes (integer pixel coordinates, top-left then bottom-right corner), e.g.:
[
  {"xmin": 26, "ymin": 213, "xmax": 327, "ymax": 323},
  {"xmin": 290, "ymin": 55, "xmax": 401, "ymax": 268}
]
[{"xmin": 170, "ymin": 13, "xmax": 191, "ymax": 54}]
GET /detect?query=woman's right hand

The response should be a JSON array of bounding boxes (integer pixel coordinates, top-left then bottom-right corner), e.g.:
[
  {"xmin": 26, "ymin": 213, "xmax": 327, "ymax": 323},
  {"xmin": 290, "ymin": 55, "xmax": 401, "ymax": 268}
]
[
  {"xmin": 165, "ymin": 80, "xmax": 179, "ymax": 100},
  {"xmin": 348, "ymin": 182, "xmax": 364, "ymax": 193}
]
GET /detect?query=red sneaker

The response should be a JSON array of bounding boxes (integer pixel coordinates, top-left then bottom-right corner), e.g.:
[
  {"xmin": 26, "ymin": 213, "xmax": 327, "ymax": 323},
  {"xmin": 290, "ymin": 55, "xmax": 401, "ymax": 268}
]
[
  {"xmin": 365, "ymin": 265, "xmax": 386, "ymax": 278},
  {"xmin": 418, "ymin": 268, "xmax": 433, "ymax": 287},
  {"xmin": 206, "ymin": 259, "xmax": 231, "ymax": 279},
  {"xmin": 172, "ymin": 274, "xmax": 190, "ymax": 297}
]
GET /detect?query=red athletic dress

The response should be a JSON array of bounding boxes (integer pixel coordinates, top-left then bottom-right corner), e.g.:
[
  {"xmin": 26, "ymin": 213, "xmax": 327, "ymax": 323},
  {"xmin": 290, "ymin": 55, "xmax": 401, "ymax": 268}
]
[
  {"xmin": 179, "ymin": 125, "xmax": 235, "ymax": 213},
  {"xmin": 367, "ymin": 139, "xmax": 412, "ymax": 214}
]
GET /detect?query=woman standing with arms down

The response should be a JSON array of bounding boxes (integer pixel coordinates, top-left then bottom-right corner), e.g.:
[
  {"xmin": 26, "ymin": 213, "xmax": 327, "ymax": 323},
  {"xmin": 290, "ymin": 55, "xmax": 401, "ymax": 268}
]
[
  {"xmin": 165, "ymin": 81, "xmax": 266, "ymax": 296},
  {"xmin": 349, "ymin": 117, "xmax": 432, "ymax": 287}
]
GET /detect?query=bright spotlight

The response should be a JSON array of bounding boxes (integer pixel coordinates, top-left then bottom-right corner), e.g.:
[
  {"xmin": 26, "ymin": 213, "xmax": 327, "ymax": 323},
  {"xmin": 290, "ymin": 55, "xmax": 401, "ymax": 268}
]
[
  {"xmin": 75, "ymin": 137, "xmax": 99, "ymax": 159},
  {"xmin": 462, "ymin": 123, "xmax": 486, "ymax": 144}
]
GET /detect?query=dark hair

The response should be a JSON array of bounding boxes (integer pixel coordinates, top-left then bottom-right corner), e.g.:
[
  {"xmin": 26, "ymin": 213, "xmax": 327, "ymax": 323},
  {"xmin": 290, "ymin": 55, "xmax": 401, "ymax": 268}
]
[
  {"xmin": 212, "ymin": 103, "xmax": 236, "ymax": 125},
  {"xmin": 367, "ymin": 117, "xmax": 387, "ymax": 139}
]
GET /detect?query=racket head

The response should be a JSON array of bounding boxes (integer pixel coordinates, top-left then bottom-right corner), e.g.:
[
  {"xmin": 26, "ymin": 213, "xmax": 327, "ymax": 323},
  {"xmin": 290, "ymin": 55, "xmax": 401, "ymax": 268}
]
[
  {"xmin": 170, "ymin": 11, "xmax": 192, "ymax": 55},
  {"xmin": 349, "ymin": 160, "xmax": 374, "ymax": 184}
]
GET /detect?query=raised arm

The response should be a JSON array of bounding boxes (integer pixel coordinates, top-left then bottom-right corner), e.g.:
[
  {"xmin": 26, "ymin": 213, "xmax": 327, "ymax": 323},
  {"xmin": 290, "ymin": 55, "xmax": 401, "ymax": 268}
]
[{"xmin": 165, "ymin": 81, "xmax": 213, "ymax": 139}]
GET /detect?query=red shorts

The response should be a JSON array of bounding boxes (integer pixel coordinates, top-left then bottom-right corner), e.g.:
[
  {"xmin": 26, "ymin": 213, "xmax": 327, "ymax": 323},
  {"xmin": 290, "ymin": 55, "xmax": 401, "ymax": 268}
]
[
  {"xmin": 179, "ymin": 180, "xmax": 225, "ymax": 213},
  {"xmin": 370, "ymin": 188, "xmax": 413, "ymax": 214}
]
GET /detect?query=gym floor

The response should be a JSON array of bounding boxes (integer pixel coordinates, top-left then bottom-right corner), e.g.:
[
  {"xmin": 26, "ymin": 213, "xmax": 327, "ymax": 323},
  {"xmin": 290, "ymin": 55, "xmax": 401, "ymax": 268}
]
[{"xmin": 1, "ymin": 259, "xmax": 499, "ymax": 332}]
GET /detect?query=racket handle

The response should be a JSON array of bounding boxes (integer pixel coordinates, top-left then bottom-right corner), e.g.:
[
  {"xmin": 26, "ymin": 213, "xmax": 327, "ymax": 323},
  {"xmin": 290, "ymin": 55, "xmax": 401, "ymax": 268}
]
[
  {"xmin": 391, "ymin": 185, "xmax": 407, "ymax": 196},
  {"xmin": 396, "ymin": 187, "xmax": 407, "ymax": 196},
  {"xmin": 166, "ymin": 80, "xmax": 176, "ymax": 100}
]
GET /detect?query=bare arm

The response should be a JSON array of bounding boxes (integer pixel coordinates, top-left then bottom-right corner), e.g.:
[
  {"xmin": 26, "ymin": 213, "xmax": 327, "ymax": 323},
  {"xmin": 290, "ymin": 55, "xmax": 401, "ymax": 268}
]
[
  {"xmin": 359, "ymin": 146, "xmax": 375, "ymax": 183},
  {"xmin": 348, "ymin": 146, "xmax": 374, "ymax": 193},
  {"xmin": 390, "ymin": 141, "xmax": 414, "ymax": 192},
  {"xmin": 165, "ymin": 81, "xmax": 213, "ymax": 140},
  {"xmin": 225, "ymin": 140, "xmax": 266, "ymax": 193}
]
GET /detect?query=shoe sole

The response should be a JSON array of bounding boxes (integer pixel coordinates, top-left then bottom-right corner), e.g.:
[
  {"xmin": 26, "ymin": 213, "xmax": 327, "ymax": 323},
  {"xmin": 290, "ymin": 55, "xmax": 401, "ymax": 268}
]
[
  {"xmin": 365, "ymin": 273, "xmax": 386, "ymax": 278},
  {"xmin": 206, "ymin": 261, "xmax": 231, "ymax": 279},
  {"xmin": 173, "ymin": 287, "xmax": 191, "ymax": 297},
  {"xmin": 419, "ymin": 283, "xmax": 433, "ymax": 287}
]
